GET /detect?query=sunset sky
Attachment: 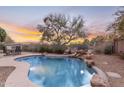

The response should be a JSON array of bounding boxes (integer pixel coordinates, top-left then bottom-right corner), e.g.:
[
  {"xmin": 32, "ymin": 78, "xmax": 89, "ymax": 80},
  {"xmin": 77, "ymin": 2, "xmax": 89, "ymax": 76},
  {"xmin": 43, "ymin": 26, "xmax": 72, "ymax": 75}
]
[{"xmin": 0, "ymin": 6, "xmax": 119, "ymax": 42}]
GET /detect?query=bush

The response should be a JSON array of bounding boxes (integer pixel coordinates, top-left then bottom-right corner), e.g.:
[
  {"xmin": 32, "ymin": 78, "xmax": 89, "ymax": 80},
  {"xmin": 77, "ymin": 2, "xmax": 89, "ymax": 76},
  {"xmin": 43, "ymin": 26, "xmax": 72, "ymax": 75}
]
[
  {"xmin": 95, "ymin": 49, "xmax": 102, "ymax": 54},
  {"xmin": 104, "ymin": 45, "xmax": 113, "ymax": 55},
  {"xmin": 22, "ymin": 43, "xmax": 42, "ymax": 52},
  {"xmin": 36, "ymin": 44, "xmax": 66, "ymax": 54},
  {"xmin": 68, "ymin": 43, "xmax": 89, "ymax": 51},
  {"xmin": 21, "ymin": 43, "xmax": 66, "ymax": 54},
  {"xmin": 0, "ymin": 43, "xmax": 4, "ymax": 50},
  {"xmin": 119, "ymin": 53, "xmax": 124, "ymax": 59},
  {"xmin": 51, "ymin": 44, "xmax": 66, "ymax": 54},
  {"xmin": 40, "ymin": 44, "xmax": 53, "ymax": 53},
  {"xmin": 0, "ymin": 43, "xmax": 3, "ymax": 50}
]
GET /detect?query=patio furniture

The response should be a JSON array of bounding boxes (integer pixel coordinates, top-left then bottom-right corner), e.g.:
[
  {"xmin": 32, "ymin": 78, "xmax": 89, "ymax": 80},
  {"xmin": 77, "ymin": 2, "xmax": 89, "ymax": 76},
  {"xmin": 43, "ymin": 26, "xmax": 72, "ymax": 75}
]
[
  {"xmin": 4, "ymin": 44, "xmax": 22, "ymax": 56},
  {"xmin": 6, "ymin": 45, "xmax": 13, "ymax": 55}
]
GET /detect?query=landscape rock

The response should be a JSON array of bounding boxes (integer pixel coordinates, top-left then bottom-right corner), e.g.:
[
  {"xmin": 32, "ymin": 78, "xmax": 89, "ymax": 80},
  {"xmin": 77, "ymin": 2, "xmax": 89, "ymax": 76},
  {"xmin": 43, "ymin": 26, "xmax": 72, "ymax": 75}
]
[
  {"xmin": 102, "ymin": 61, "xmax": 108, "ymax": 65},
  {"xmin": 85, "ymin": 59, "xmax": 95, "ymax": 67},
  {"xmin": 84, "ymin": 54, "xmax": 92, "ymax": 60},
  {"xmin": 91, "ymin": 74, "xmax": 110, "ymax": 87},
  {"xmin": 106, "ymin": 72, "xmax": 122, "ymax": 79}
]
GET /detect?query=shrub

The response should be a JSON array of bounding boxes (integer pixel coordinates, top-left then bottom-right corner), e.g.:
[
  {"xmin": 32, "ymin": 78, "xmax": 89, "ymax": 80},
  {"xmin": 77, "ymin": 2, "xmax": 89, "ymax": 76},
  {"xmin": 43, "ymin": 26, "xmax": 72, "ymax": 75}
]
[
  {"xmin": 95, "ymin": 49, "xmax": 102, "ymax": 54},
  {"xmin": 119, "ymin": 53, "xmax": 124, "ymax": 59},
  {"xmin": 22, "ymin": 43, "xmax": 42, "ymax": 52},
  {"xmin": 51, "ymin": 44, "xmax": 66, "ymax": 54},
  {"xmin": 104, "ymin": 45, "xmax": 113, "ymax": 55},
  {"xmin": 0, "ymin": 43, "xmax": 6, "ymax": 53},
  {"xmin": 40, "ymin": 44, "xmax": 52, "ymax": 53},
  {"xmin": 0, "ymin": 43, "xmax": 3, "ymax": 50},
  {"xmin": 21, "ymin": 43, "xmax": 66, "ymax": 54}
]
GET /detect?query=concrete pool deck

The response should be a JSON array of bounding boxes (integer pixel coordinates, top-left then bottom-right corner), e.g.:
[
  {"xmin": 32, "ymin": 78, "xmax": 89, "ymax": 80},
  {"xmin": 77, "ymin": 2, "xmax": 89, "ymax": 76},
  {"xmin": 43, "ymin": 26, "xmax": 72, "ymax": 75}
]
[
  {"xmin": 0, "ymin": 52, "xmax": 73, "ymax": 87},
  {"xmin": 0, "ymin": 52, "xmax": 41, "ymax": 87}
]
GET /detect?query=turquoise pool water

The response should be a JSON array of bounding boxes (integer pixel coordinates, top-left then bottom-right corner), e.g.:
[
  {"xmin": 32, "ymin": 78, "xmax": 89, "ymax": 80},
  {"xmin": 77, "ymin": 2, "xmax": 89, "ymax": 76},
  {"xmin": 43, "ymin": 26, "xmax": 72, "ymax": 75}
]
[{"xmin": 16, "ymin": 55, "xmax": 95, "ymax": 87}]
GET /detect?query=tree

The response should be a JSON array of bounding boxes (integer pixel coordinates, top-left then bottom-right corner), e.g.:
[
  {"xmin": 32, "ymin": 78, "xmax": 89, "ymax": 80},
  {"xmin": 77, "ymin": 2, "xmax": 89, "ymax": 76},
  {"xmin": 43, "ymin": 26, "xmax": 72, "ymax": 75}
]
[
  {"xmin": 0, "ymin": 27, "xmax": 7, "ymax": 42},
  {"xmin": 5, "ymin": 36, "xmax": 14, "ymax": 43},
  {"xmin": 107, "ymin": 7, "xmax": 124, "ymax": 39},
  {"xmin": 83, "ymin": 39, "xmax": 90, "ymax": 45},
  {"xmin": 90, "ymin": 36, "xmax": 105, "ymax": 46},
  {"xmin": 37, "ymin": 14, "xmax": 86, "ymax": 46}
]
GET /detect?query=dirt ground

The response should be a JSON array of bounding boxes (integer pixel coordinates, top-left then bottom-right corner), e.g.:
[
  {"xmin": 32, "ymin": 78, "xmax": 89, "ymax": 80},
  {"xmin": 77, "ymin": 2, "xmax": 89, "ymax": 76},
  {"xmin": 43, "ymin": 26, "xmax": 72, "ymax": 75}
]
[
  {"xmin": 93, "ymin": 54, "xmax": 124, "ymax": 87},
  {"xmin": 0, "ymin": 66, "xmax": 15, "ymax": 87}
]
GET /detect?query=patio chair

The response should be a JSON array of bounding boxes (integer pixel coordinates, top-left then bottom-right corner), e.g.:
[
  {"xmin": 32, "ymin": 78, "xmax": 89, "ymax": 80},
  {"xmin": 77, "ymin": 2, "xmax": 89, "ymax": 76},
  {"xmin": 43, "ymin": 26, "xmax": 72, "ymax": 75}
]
[
  {"xmin": 15, "ymin": 45, "xmax": 21, "ymax": 55},
  {"xmin": 5, "ymin": 45, "xmax": 13, "ymax": 56}
]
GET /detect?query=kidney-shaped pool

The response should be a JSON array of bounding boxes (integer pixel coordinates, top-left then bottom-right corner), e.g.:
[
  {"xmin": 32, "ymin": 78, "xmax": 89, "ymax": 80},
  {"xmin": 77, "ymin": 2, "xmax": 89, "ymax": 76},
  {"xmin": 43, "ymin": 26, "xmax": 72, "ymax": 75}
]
[{"xmin": 15, "ymin": 55, "xmax": 95, "ymax": 87}]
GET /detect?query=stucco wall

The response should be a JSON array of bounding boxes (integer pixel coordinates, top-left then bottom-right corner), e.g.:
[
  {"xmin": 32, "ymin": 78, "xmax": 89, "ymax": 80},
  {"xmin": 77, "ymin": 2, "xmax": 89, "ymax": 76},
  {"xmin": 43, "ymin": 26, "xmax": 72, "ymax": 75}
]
[
  {"xmin": 94, "ymin": 41, "xmax": 113, "ymax": 53},
  {"xmin": 116, "ymin": 40, "xmax": 124, "ymax": 53}
]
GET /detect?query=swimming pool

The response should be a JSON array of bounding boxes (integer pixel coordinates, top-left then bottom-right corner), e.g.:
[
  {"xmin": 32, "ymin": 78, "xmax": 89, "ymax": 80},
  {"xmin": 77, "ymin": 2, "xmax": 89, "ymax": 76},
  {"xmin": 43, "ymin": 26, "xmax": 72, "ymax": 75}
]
[{"xmin": 15, "ymin": 55, "xmax": 95, "ymax": 87}]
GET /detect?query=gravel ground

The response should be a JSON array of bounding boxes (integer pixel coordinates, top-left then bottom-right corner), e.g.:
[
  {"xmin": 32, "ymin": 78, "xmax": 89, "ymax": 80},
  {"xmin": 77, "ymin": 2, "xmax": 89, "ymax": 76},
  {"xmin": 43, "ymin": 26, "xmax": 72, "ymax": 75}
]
[
  {"xmin": 0, "ymin": 53, "xmax": 4, "ymax": 58},
  {"xmin": 93, "ymin": 54, "xmax": 124, "ymax": 87},
  {"xmin": 0, "ymin": 66, "xmax": 15, "ymax": 87}
]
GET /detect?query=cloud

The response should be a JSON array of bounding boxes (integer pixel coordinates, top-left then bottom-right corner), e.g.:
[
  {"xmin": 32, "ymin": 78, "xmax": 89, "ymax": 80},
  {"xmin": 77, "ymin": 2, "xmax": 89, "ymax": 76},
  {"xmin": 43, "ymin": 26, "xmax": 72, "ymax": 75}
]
[
  {"xmin": 0, "ymin": 22, "xmax": 42, "ymax": 42},
  {"xmin": 0, "ymin": 22, "xmax": 41, "ymax": 42}
]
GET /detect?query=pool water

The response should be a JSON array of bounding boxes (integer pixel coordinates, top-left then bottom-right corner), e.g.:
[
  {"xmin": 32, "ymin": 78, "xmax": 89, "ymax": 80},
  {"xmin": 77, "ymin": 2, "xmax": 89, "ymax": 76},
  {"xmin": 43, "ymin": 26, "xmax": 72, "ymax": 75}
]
[{"xmin": 16, "ymin": 55, "xmax": 95, "ymax": 87}]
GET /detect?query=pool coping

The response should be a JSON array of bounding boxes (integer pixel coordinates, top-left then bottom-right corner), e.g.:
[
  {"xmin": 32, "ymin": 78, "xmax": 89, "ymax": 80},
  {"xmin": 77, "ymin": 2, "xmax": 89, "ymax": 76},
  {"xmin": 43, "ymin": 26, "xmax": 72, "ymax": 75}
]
[{"xmin": 74, "ymin": 56, "xmax": 110, "ymax": 86}]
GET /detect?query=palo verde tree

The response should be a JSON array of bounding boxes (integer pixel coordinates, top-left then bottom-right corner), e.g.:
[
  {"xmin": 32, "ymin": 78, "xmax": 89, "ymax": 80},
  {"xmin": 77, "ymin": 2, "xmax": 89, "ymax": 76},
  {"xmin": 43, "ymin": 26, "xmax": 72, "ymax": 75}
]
[
  {"xmin": 0, "ymin": 27, "xmax": 7, "ymax": 42},
  {"xmin": 37, "ymin": 14, "xmax": 86, "ymax": 47},
  {"xmin": 107, "ymin": 7, "xmax": 124, "ymax": 39}
]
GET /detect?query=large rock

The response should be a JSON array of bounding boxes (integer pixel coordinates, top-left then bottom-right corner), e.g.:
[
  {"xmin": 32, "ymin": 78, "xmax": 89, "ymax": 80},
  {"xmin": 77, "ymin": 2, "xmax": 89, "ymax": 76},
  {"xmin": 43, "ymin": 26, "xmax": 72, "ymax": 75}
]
[
  {"xmin": 91, "ymin": 74, "xmax": 110, "ymax": 87},
  {"xmin": 64, "ymin": 49, "xmax": 71, "ymax": 54},
  {"xmin": 77, "ymin": 50, "xmax": 87, "ymax": 55},
  {"xmin": 85, "ymin": 59, "xmax": 95, "ymax": 67},
  {"xmin": 106, "ymin": 72, "xmax": 122, "ymax": 79},
  {"xmin": 92, "ymin": 66, "xmax": 108, "ymax": 81},
  {"xmin": 84, "ymin": 54, "xmax": 92, "ymax": 60}
]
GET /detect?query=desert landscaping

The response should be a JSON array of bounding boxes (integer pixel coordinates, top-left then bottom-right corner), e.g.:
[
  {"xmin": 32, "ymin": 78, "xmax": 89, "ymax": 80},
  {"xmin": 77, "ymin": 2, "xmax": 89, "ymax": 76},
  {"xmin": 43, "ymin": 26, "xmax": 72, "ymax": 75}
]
[{"xmin": 0, "ymin": 6, "xmax": 124, "ymax": 87}]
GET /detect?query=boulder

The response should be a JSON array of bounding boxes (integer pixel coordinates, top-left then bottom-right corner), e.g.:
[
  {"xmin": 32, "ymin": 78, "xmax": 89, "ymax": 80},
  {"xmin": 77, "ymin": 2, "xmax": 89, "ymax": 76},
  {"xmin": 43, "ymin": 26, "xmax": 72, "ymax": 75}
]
[
  {"xmin": 64, "ymin": 49, "xmax": 71, "ymax": 54},
  {"xmin": 102, "ymin": 61, "xmax": 108, "ymax": 65},
  {"xmin": 85, "ymin": 59, "xmax": 95, "ymax": 67},
  {"xmin": 78, "ymin": 50, "xmax": 87, "ymax": 55},
  {"xmin": 91, "ymin": 74, "xmax": 110, "ymax": 87},
  {"xmin": 106, "ymin": 72, "xmax": 122, "ymax": 79},
  {"xmin": 84, "ymin": 54, "xmax": 92, "ymax": 60}
]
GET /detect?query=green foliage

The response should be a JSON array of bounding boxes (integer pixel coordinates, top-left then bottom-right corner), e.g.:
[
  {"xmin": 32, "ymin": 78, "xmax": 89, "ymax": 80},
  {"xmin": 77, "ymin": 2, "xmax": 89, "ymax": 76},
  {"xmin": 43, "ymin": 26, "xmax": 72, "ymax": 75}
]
[
  {"xmin": 40, "ymin": 44, "xmax": 52, "ymax": 53},
  {"xmin": 22, "ymin": 43, "xmax": 42, "ymax": 52},
  {"xmin": 104, "ymin": 45, "xmax": 113, "ymax": 55},
  {"xmin": 95, "ymin": 49, "xmax": 102, "ymax": 54},
  {"xmin": 0, "ymin": 27, "xmax": 7, "ymax": 42},
  {"xmin": 0, "ymin": 43, "xmax": 4, "ymax": 50},
  {"xmin": 107, "ymin": 7, "xmax": 124, "ymax": 38},
  {"xmin": 51, "ymin": 44, "xmax": 66, "ymax": 54},
  {"xmin": 37, "ymin": 14, "xmax": 86, "ymax": 46},
  {"xmin": 40, "ymin": 44, "xmax": 66, "ymax": 54},
  {"xmin": 83, "ymin": 39, "xmax": 90, "ymax": 45},
  {"xmin": 21, "ymin": 43, "xmax": 66, "ymax": 54}
]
